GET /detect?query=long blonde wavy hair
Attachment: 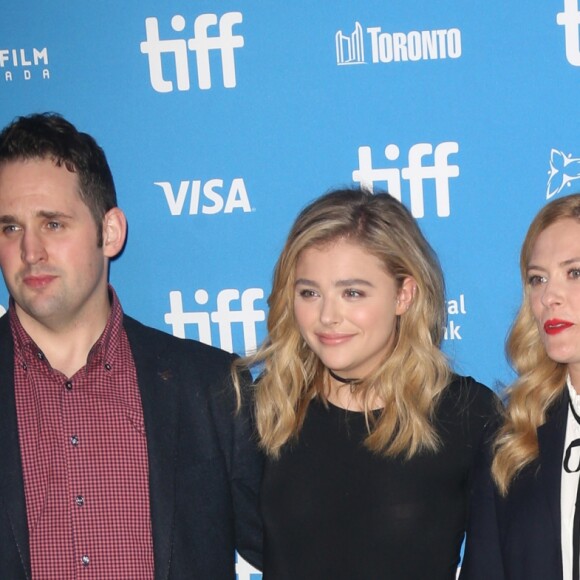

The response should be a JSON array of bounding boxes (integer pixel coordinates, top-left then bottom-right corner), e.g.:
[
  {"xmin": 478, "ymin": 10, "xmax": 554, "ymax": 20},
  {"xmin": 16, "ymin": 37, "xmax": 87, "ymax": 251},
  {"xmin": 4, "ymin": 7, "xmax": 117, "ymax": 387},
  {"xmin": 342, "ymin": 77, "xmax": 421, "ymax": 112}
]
[
  {"xmin": 234, "ymin": 188, "xmax": 451, "ymax": 459},
  {"xmin": 492, "ymin": 194, "xmax": 580, "ymax": 494}
]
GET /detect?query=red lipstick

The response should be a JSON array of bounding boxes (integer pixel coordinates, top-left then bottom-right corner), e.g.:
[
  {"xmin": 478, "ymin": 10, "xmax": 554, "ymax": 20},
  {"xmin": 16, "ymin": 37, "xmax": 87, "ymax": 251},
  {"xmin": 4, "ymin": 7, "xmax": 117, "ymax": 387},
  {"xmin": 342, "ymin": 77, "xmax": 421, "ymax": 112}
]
[{"xmin": 544, "ymin": 319, "xmax": 574, "ymax": 335}]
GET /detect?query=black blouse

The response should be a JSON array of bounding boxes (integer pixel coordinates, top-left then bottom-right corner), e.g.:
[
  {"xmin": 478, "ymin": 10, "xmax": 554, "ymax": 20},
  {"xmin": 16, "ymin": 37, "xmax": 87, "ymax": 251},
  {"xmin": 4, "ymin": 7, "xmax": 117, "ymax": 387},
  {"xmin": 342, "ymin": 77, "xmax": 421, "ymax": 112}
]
[{"xmin": 261, "ymin": 376, "xmax": 498, "ymax": 580}]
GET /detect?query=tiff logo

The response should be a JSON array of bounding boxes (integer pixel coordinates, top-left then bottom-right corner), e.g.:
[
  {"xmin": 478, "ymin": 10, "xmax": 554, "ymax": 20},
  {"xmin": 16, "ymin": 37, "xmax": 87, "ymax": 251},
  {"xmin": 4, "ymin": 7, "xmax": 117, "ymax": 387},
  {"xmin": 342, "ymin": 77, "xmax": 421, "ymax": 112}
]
[
  {"xmin": 336, "ymin": 22, "xmax": 365, "ymax": 65},
  {"xmin": 557, "ymin": 0, "xmax": 580, "ymax": 65},
  {"xmin": 165, "ymin": 288, "xmax": 265, "ymax": 355},
  {"xmin": 140, "ymin": 12, "xmax": 244, "ymax": 92},
  {"xmin": 352, "ymin": 142, "xmax": 460, "ymax": 218}
]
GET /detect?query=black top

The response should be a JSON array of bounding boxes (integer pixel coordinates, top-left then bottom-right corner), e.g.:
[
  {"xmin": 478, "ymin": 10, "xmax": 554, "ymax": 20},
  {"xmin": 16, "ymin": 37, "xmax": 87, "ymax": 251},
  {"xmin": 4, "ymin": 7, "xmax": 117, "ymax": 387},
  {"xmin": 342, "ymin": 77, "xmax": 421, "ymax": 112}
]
[
  {"xmin": 261, "ymin": 375, "xmax": 498, "ymax": 580},
  {"xmin": 459, "ymin": 389, "xmax": 569, "ymax": 580}
]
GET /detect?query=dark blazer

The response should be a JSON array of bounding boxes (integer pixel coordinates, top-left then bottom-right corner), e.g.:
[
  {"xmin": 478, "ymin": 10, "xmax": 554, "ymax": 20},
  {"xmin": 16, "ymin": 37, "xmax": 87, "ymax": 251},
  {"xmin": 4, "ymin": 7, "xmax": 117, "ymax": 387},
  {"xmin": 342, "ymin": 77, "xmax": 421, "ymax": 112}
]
[
  {"xmin": 0, "ymin": 313, "xmax": 263, "ymax": 579},
  {"xmin": 460, "ymin": 389, "xmax": 568, "ymax": 580}
]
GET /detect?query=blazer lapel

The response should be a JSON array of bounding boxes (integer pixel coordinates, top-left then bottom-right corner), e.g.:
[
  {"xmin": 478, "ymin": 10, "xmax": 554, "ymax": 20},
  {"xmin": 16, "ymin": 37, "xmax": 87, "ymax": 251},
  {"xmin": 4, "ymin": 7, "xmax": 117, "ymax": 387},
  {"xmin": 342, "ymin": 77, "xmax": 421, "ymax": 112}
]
[
  {"xmin": 124, "ymin": 317, "xmax": 179, "ymax": 580},
  {"xmin": 537, "ymin": 389, "xmax": 569, "ymax": 552},
  {"xmin": 0, "ymin": 315, "xmax": 31, "ymax": 578}
]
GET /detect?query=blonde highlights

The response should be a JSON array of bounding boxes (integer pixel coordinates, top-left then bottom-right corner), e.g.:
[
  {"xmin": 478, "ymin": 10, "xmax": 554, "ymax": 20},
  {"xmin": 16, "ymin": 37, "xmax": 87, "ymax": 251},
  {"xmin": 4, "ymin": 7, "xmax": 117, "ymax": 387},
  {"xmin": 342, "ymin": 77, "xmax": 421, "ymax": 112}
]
[
  {"xmin": 234, "ymin": 188, "xmax": 451, "ymax": 458},
  {"xmin": 492, "ymin": 194, "xmax": 580, "ymax": 494}
]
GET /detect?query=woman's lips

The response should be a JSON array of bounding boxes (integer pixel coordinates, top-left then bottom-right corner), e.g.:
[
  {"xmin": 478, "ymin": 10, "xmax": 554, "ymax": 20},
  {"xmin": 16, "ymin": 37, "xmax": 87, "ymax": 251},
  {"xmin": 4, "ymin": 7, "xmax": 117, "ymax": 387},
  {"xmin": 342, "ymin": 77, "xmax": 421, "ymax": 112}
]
[
  {"xmin": 316, "ymin": 333, "xmax": 355, "ymax": 345},
  {"xmin": 544, "ymin": 319, "xmax": 574, "ymax": 335}
]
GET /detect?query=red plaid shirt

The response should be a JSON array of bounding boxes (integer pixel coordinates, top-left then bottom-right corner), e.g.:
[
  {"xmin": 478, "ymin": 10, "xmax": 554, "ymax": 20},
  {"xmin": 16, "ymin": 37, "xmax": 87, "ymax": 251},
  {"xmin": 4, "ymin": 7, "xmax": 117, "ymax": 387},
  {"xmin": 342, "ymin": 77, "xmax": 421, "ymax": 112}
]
[{"xmin": 12, "ymin": 289, "xmax": 155, "ymax": 579}]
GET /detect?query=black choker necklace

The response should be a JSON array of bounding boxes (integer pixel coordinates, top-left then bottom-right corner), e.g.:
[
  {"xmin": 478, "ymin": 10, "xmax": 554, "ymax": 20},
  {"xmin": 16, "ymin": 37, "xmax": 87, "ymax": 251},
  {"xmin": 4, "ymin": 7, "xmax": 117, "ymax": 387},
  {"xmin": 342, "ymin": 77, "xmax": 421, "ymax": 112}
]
[{"xmin": 328, "ymin": 369, "xmax": 361, "ymax": 393}]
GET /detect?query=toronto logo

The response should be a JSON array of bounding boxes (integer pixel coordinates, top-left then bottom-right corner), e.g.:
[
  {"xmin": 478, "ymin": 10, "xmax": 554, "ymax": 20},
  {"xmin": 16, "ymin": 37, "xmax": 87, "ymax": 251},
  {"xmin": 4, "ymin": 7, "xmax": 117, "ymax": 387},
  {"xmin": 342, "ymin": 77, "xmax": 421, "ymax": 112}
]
[
  {"xmin": 335, "ymin": 21, "xmax": 461, "ymax": 65},
  {"xmin": 546, "ymin": 149, "xmax": 580, "ymax": 198},
  {"xmin": 335, "ymin": 23, "xmax": 365, "ymax": 65}
]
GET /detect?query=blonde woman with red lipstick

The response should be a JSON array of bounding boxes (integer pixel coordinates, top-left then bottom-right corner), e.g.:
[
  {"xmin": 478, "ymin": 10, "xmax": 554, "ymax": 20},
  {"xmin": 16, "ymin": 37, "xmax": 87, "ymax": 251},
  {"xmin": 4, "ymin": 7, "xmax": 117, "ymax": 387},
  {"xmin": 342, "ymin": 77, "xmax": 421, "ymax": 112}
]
[
  {"xmin": 235, "ymin": 188, "xmax": 498, "ymax": 580},
  {"xmin": 461, "ymin": 193, "xmax": 580, "ymax": 580}
]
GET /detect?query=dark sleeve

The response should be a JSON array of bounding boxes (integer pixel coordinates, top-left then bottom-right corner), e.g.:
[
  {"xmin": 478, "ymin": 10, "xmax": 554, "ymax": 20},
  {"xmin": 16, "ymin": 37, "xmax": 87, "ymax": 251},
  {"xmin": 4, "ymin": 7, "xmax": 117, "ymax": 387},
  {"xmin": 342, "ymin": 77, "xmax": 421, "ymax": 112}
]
[
  {"xmin": 228, "ymin": 367, "xmax": 264, "ymax": 570},
  {"xmin": 459, "ymin": 384, "xmax": 505, "ymax": 580},
  {"xmin": 123, "ymin": 316, "xmax": 264, "ymax": 575}
]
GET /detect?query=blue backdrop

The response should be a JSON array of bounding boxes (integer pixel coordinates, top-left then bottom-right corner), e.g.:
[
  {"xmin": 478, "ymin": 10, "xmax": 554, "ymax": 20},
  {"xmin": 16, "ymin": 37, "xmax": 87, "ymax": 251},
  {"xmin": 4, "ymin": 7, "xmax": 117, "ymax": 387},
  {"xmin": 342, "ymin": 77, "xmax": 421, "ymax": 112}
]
[{"xmin": 2, "ymin": 1, "xmax": 580, "ymax": 576}]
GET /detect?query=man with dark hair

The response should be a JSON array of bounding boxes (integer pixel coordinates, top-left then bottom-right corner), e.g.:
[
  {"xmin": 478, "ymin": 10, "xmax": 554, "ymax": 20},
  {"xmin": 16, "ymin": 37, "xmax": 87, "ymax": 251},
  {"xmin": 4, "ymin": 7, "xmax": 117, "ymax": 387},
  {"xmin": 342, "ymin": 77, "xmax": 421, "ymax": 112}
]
[{"xmin": 0, "ymin": 113, "xmax": 263, "ymax": 579}]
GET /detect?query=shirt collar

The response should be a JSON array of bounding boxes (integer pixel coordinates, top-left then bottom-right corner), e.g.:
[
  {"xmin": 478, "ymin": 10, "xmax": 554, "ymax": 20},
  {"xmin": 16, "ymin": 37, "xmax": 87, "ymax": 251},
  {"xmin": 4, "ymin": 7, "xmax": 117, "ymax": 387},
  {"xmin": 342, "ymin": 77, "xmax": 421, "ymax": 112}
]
[
  {"xmin": 9, "ymin": 285, "xmax": 124, "ymax": 371},
  {"xmin": 566, "ymin": 375, "xmax": 580, "ymax": 417}
]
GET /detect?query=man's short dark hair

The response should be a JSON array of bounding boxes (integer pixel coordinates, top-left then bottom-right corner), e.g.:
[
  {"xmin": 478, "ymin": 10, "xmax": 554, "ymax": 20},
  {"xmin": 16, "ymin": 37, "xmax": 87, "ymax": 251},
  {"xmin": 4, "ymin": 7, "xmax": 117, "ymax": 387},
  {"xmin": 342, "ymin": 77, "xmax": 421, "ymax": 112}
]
[{"xmin": 0, "ymin": 112, "xmax": 117, "ymax": 246}]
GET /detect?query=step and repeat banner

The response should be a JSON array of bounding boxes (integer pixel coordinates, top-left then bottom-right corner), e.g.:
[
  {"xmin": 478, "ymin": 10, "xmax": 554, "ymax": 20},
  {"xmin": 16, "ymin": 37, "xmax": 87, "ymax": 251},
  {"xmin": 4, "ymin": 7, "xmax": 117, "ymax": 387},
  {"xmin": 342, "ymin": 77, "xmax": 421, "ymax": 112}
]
[{"xmin": 1, "ymin": 1, "xmax": 580, "ymax": 576}]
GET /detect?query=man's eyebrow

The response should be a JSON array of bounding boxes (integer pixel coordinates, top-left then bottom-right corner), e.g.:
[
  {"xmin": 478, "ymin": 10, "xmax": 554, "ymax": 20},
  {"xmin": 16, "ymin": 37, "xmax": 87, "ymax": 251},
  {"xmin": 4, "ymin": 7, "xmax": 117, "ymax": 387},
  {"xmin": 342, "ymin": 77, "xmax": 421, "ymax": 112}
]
[
  {"xmin": 0, "ymin": 211, "xmax": 73, "ymax": 223},
  {"xmin": 37, "ymin": 210, "xmax": 73, "ymax": 220}
]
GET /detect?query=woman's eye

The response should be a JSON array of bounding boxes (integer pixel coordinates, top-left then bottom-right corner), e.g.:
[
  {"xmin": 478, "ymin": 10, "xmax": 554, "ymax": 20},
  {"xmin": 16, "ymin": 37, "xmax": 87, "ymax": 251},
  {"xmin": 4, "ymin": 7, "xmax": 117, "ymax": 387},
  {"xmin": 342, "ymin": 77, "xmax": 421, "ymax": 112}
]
[
  {"xmin": 344, "ymin": 289, "xmax": 362, "ymax": 298},
  {"xmin": 527, "ymin": 274, "xmax": 546, "ymax": 286},
  {"xmin": 298, "ymin": 289, "xmax": 318, "ymax": 298}
]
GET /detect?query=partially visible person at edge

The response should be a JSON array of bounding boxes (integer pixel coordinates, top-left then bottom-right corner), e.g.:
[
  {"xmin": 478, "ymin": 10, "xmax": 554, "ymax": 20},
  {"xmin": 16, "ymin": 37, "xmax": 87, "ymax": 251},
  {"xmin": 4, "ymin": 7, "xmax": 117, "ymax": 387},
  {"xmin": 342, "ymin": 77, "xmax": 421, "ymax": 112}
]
[
  {"xmin": 0, "ymin": 112, "xmax": 263, "ymax": 579},
  {"xmin": 461, "ymin": 193, "xmax": 580, "ymax": 580},
  {"xmin": 233, "ymin": 187, "xmax": 499, "ymax": 580}
]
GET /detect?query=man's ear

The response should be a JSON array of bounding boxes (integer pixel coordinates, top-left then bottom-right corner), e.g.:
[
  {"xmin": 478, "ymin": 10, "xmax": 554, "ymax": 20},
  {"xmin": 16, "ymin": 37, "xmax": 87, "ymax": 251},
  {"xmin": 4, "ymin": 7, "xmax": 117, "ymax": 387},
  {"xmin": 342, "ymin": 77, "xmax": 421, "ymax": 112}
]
[
  {"xmin": 102, "ymin": 207, "xmax": 127, "ymax": 258},
  {"xmin": 395, "ymin": 276, "xmax": 417, "ymax": 315}
]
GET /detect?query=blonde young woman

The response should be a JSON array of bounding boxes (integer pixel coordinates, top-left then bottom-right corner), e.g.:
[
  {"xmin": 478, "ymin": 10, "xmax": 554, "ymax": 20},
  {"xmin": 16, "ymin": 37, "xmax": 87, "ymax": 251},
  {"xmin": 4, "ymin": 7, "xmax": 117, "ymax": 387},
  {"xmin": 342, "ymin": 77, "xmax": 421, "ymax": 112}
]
[
  {"xmin": 461, "ymin": 193, "xmax": 580, "ymax": 580},
  {"xmin": 236, "ymin": 188, "xmax": 498, "ymax": 580}
]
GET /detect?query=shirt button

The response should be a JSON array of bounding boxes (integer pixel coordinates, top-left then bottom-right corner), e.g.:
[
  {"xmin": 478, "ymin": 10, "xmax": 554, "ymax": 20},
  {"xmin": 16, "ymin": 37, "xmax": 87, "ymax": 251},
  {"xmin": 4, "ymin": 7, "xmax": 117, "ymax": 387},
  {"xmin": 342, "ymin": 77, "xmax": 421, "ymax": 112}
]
[
  {"xmin": 104, "ymin": 362, "xmax": 112, "ymax": 371},
  {"xmin": 36, "ymin": 352, "xmax": 44, "ymax": 360},
  {"xmin": 75, "ymin": 495, "xmax": 84, "ymax": 507},
  {"xmin": 81, "ymin": 555, "xmax": 90, "ymax": 567},
  {"xmin": 65, "ymin": 381, "xmax": 73, "ymax": 391},
  {"xmin": 70, "ymin": 435, "xmax": 79, "ymax": 446},
  {"xmin": 21, "ymin": 362, "xmax": 27, "ymax": 370}
]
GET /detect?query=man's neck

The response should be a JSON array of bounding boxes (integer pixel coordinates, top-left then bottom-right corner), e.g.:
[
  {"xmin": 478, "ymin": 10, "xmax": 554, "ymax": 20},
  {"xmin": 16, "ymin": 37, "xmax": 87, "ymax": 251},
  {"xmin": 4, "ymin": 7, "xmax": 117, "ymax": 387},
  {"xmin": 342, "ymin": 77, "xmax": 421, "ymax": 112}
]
[{"xmin": 15, "ymin": 302, "xmax": 111, "ymax": 378}]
